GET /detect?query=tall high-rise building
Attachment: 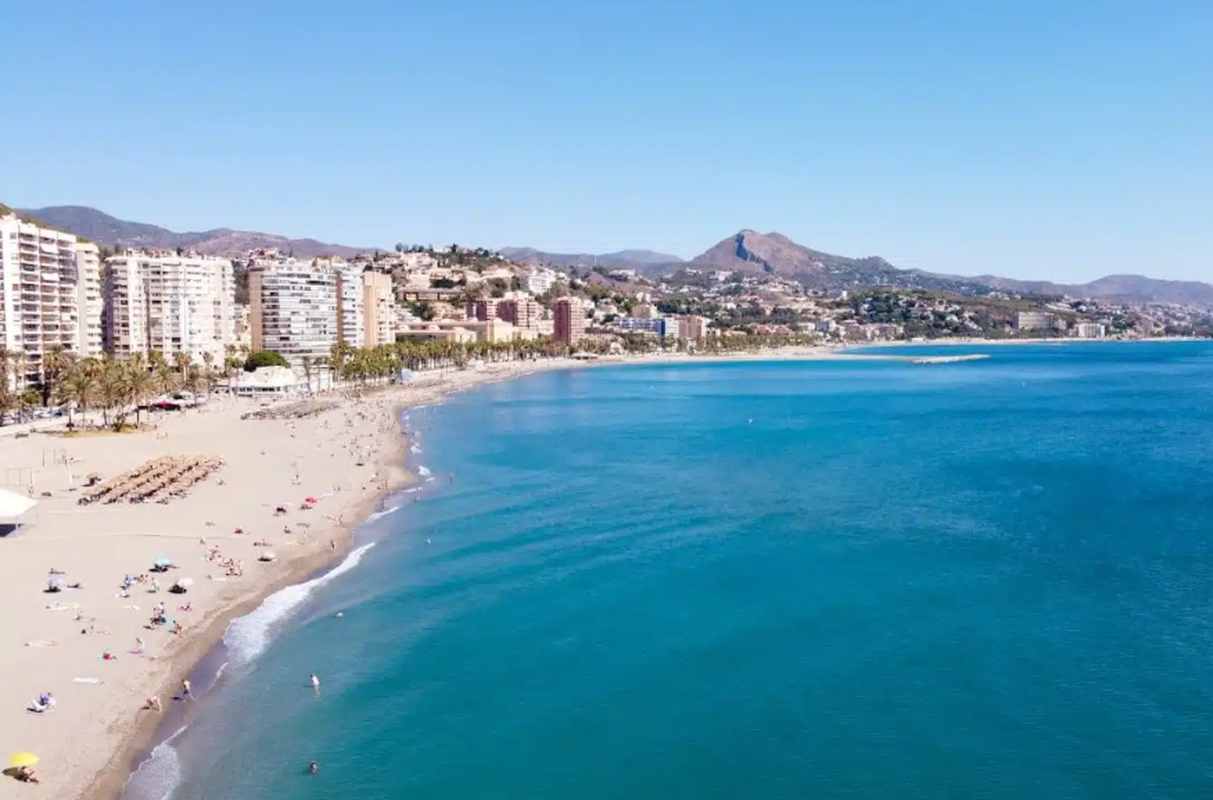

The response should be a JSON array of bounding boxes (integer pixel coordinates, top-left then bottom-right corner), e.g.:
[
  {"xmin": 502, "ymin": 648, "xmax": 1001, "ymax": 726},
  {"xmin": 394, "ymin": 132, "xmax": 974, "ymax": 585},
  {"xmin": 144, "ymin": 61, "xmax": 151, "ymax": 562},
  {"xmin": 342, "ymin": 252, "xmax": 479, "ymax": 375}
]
[
  {"xmin": 103, "ymin": 252, "xmax": 236, "ymax": 365},
  {"xmin": 0, "ymin": 213, "xmax": 96, "ymax": 389},
  {"xmin": 361, "ymin": 271, "xmax": 396, "ymax": 348},
  {"xmin": 248, "ymin": 260, "xmax": 339, "ymax": 364},
  {"xmin": 682, "ymin": 315, "xmax": 710, "ymax": 341},
  {"xmin": 553, "ymin": 297, "xmax": 585, "ymax": 346},
  {"xmin": 334, "ymin": 262, "xmax": 365, "ymax": 349},
  {"xmin": 74, "ymin": 242, "xmax": 103, "ymax": 357}
]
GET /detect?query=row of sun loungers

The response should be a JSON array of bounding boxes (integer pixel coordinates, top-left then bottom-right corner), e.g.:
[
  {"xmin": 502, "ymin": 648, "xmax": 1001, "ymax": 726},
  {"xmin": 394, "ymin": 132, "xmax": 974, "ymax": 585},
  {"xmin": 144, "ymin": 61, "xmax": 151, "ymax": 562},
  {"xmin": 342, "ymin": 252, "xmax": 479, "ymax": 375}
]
[
  {"xmin": 241, "ymin": 399, "xmax": 340, "ymax": 421},
  {"xmin": 78, "ymin": 456, "xmax": 224, "ymax": 505}
]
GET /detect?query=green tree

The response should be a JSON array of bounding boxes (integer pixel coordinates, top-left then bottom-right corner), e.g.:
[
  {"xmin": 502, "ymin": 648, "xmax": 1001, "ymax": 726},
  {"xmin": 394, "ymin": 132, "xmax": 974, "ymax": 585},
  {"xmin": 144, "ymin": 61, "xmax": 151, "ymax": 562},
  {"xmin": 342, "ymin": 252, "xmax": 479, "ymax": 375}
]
[{"xmin": 244, "ymin": 350, "xmax": 290, "ymax": 371}]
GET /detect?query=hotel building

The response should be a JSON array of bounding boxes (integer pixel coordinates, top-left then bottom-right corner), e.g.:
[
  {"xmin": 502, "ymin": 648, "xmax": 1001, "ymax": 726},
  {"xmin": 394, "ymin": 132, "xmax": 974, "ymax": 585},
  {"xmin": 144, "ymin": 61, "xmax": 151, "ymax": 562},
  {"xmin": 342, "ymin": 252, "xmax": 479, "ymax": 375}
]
[
  {"xmin": 334, "ymin": 262, "xmax": 365, "ymax": 349},
  {"xmin": 248, "ymin": 260, "xmax": 339, "ymax": 364},
  {"xmin": 103, "ymin": 252, "xmax": 236, "ymax": 364},
  {"xmin": 553, "ymin": 297, "xmax": 586, "ymax": 345},
  {"xmin": 361, "ymin": 270, "xmax": 396, "ymax": 348},
  {"xmin": 0, "ymin": 214, "xmax": 99, "ymax": 389},
  {"xmin": 74, "ymin": 242, "xmax": 104, "ymax": 357}
]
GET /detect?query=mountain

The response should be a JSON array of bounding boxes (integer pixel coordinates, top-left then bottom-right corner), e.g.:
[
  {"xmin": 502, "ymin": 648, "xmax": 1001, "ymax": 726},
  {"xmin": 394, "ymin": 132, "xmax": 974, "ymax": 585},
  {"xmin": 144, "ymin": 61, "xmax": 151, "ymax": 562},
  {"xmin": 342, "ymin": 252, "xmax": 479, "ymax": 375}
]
[
  {"xmin": 970, "ymin": 274, "xmax": 1213, "ymax": 307},
  {"xmin": 684, "ymin": 230, "xmax": 1213, "ymax": 306},
  {"xmin": 16, "ymin": 205, "xmax": 371, "ymax": 258},
  {"xmin": 500, "ymin": 246, "xmax": 683, "ymax": 269},
  {"xmin": 693, "ymin": 229, "xmax": 895, "ymax": 275},
  {"xmin": 686, "ymin": 230, "xmax": 993, "ymax": 294}
]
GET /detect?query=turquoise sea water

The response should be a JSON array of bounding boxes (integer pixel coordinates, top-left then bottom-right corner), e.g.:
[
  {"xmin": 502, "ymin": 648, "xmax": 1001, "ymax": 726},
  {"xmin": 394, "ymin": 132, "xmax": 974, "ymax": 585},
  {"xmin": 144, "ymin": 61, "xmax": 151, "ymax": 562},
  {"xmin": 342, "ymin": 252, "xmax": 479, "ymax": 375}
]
[{"xmin": 131, "ymin": 342, "xmax": 1213, "ymax": 799}]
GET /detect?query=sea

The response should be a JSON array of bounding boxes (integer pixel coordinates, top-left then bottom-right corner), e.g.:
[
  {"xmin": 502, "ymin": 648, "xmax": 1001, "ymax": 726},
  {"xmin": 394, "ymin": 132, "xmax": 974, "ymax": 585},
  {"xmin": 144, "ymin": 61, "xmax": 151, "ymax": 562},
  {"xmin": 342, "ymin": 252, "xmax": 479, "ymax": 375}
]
[{"xmin": 125, "ymin": 342, "xmax": 1213, "ymax": 800}]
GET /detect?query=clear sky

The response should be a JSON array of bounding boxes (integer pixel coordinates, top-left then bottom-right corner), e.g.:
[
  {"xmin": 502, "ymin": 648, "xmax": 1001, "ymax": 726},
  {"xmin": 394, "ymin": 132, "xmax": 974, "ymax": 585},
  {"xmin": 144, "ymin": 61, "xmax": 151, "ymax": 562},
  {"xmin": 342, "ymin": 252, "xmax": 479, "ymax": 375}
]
[{"xmin": 4, "ymin": 1, "xmax": 1211, "ymax": 281}]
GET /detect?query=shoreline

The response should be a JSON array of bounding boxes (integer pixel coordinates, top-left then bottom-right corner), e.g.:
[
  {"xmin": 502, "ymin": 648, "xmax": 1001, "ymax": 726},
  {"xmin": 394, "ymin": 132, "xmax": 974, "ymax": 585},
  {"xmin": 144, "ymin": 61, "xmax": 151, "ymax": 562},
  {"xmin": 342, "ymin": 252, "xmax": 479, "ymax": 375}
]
[
  {"xmin": 4, "ymin": 339, "xmax": 1200, "ymax": 800},
  {"xmin": 90, "ymin": 415, "xmax": 412, "ymax": 800},
  {"xmin": 88, "ymin": 361, "xmax": 584, "ymax": 800}
]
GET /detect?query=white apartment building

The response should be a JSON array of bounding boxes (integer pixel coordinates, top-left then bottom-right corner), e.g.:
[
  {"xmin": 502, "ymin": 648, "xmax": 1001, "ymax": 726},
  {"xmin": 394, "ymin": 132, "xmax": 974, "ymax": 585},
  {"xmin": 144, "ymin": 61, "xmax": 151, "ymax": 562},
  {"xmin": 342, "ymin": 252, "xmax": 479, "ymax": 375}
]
[
  {"xmin": 0, "ymin": 214, "xmax": 97, "ymax": 389},
  {"xmin": 333, "ymin": 261, "xmax": 365, "ymax": 349},
  {"xmin": 525, "ymin": 267, "xmax": 560, "ymax": 295},
  {"xmin": 74, "ymin": 242, "xmax": 103, "ymax": 357},
  {"xmin": 103, "ymin": 252, "xmax": 236, "ymax": 365},
  {"xmin": 248, "ymin": 260, "xmax": 339, "ymax": 364},
  {"xmin": 1073, "ymin": 322, "xmax": 1107, "ymax": 339}
]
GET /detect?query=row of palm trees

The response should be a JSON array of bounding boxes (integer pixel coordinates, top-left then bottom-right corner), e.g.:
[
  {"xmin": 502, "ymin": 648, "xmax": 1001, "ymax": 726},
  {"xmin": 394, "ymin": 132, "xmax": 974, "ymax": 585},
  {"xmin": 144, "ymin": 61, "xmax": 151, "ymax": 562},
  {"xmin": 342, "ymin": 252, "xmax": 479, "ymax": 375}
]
[
  {"xmin": 1, "ymin": 329, "xmax": 820, "ymax": 427},
  {"xmin": 0, "ymin": 346, "xmax": 227, "ymax": 431}
]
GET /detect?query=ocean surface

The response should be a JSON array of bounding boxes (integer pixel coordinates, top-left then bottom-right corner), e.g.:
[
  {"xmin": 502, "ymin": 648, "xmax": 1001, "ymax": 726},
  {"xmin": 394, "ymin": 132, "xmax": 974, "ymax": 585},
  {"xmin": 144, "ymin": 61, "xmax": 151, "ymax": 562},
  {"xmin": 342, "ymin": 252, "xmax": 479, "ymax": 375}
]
[{"xmin": 128, "ymin": 342, "xmax": 1213, "ymax": 799}]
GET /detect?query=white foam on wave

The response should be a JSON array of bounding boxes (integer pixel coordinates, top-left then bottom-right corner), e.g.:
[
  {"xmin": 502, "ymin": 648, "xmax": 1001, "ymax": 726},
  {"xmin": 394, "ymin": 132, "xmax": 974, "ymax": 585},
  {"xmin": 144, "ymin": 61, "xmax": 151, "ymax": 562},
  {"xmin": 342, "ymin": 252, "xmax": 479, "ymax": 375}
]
[
  {"xmin": 223, "ymin": 542, "xmax": 376, "ymax": 664},
  {"xmin": 210, "ymin": 661, "xmax": 228, "ymax": 690},
  {"xmin": 410, "ymin": 443, "xmax": 422, "ymax": 454},
  {"xmin": 124, "ymin": 725, "xmax": 188, "ymax": 800},
  {"xmin": 366, "ymin": 504, "xmax": 402, "ymax": 522},
  {"xmin": 416, "ymin": 464, "xmax": 432, "ymax": 477}
]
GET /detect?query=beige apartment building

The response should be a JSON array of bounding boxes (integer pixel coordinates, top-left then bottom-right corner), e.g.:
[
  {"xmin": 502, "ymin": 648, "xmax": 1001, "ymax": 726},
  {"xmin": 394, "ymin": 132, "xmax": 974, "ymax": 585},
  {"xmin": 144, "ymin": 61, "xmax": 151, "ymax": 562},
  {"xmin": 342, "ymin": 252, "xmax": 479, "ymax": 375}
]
[
  {"xmin": 0, "ymin": 213, "xmax": 99, "ymax": 389},
  {"xmin": 361, "ymin": 270, "xmax": 396, "ymax": 348},
  {"xmin": 103, "ymin": 252, "xmax": 236, "ymax": 364}
]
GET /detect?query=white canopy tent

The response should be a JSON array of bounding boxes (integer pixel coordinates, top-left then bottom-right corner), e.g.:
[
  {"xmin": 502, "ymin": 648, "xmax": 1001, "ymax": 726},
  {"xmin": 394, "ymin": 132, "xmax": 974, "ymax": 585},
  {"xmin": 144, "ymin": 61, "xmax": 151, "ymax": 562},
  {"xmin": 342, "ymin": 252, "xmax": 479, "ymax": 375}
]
[{"xmin": 0, "ymin": 488, "xmax": 38, "ymax": 521}]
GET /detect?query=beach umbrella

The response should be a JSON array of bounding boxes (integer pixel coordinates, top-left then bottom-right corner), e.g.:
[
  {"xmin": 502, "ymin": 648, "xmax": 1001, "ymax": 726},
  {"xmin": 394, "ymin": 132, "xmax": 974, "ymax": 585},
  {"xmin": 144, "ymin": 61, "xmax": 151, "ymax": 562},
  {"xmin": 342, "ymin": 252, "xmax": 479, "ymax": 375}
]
[
  {"xmin": 0, "ymin": 488, "xmax": 37, "ymax": 521},
  {"xmin": 174, "ymin": 578, "xmax": 194, "ymax": 589},
  {"xmin": 47, "ymin": 575, "xmax": 66, "ymax": 591},
  {"xmin": 8, "ymin": 752, "xmax": 39, "ymax": 768},
  {"xmin": 304, "ymin": 496, "xmax": 318, "ymax": 504},
  {"xmin": 259, "ymin": 551, "xmax": 277, "ymax": 562},
  {"xmin": 153, "ymin": 557, "xmax": 173, "ymax": 568}
]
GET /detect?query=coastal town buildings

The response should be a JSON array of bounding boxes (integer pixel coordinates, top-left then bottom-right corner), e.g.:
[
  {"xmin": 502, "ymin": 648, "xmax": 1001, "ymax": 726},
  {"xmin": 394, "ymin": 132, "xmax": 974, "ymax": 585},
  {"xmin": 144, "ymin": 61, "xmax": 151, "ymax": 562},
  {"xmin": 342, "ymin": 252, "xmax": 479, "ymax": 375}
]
[
  {"xmin": 0, "ymin": 214, "xmax": 99, "ymax": 389},
  {"xmin": 102, "ymin": 252, "xmax": 236, "ymax": 364},
  {"xmin": 498, "ymin": 297, "xmax": 544, "ymax": 332},
  {"xmin": 248, "ymin": 259, "xmax": 339, "ymax": 364},
  {"xmin": 554, "ymin": 297, "xmax": 586, "ymax": 345},
  {"xmin": 1016, "ymin": 311, "xmax": 1055, "ymax": 332},
  {"xmin": 1073, "ymin": 322, "xmax": 1107, "ymax": 339}
]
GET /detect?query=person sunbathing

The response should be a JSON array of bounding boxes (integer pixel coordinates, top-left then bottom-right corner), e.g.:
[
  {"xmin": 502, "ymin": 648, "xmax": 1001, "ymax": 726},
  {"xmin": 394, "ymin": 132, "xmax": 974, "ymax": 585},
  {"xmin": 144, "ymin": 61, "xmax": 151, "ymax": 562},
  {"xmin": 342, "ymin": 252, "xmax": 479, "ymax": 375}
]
[
  {"xmin": 28, "ymin": 691, "xmax": 55, "ymax": 713},
  {"xmin": 16, "ymin": 766, "xmax": 39, "ymax": 783}
]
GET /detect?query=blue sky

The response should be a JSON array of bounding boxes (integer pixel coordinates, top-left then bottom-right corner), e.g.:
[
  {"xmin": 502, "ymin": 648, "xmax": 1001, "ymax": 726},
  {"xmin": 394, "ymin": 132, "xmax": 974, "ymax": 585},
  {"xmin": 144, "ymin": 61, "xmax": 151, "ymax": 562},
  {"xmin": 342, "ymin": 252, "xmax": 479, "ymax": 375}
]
[{"xmin": 4, "ymin": 1, "xmax": 1211, "ymax": 281}]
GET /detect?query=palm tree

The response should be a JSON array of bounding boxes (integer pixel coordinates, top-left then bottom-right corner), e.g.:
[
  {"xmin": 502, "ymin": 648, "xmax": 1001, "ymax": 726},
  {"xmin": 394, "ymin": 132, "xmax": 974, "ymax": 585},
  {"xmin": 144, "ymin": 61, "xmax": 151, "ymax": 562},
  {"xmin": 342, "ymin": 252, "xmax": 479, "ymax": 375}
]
[
  {"xmin": 173, "ymin": 351, "xmax": 191, "ymax": 382},
  {"xmin": 126, "ymin": 355, "xmax": 156, "ymax": 428},
  {"xmin": 40, "ymin": 346, "xmax": 74, "ymax": 407},
  {"xmin": 301, "ymin": 355, "xmax": 315, "ymax": 395},
  {"xmin": 59, "ymin": 358, "xmax": 99, "ymax": 427},
  {"xmin": 201, "ymin": 352, "xmax": 215, "ymax": 399},
  {"xmin": 0, "ymin": 347, "xmax": 15, "ymax": 425}
]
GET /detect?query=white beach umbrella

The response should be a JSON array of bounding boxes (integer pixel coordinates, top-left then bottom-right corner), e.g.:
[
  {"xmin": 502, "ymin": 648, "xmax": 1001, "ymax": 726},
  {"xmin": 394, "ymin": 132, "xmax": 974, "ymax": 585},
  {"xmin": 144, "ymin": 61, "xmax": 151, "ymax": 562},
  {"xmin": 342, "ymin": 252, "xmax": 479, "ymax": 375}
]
[{"xmin": 0, "ymin": 488, "xmax": 37, "ymax": 521}]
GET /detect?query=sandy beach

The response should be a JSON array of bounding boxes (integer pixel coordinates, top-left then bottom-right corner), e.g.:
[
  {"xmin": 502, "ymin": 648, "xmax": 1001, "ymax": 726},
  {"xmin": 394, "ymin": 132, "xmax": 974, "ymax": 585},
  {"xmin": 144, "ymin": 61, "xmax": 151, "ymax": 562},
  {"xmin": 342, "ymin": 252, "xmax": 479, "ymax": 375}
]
[
  {"xmin": 0, "ymin": 338, "xmax": 1137, "ymax": 798},
  {"xmin": 0, "ymin": 356, "xmax": 615, "ymax": 799}
]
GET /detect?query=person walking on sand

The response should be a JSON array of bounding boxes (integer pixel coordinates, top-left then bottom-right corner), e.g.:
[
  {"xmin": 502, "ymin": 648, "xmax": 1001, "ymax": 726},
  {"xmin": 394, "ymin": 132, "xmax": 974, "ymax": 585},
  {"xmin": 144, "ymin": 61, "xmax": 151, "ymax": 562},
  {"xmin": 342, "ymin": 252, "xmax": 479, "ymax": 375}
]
[{"xmin": 181, "ymin": 679, "xmax": 192, "ymax": 699}]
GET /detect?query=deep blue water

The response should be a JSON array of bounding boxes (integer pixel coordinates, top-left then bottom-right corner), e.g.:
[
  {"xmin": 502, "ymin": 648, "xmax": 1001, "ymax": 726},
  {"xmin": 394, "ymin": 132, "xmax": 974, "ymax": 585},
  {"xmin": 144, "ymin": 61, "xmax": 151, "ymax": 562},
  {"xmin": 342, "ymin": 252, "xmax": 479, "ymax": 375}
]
[{"xmin": 138, "ymin": 342, "xmax": 1213, "ymax": 799}]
